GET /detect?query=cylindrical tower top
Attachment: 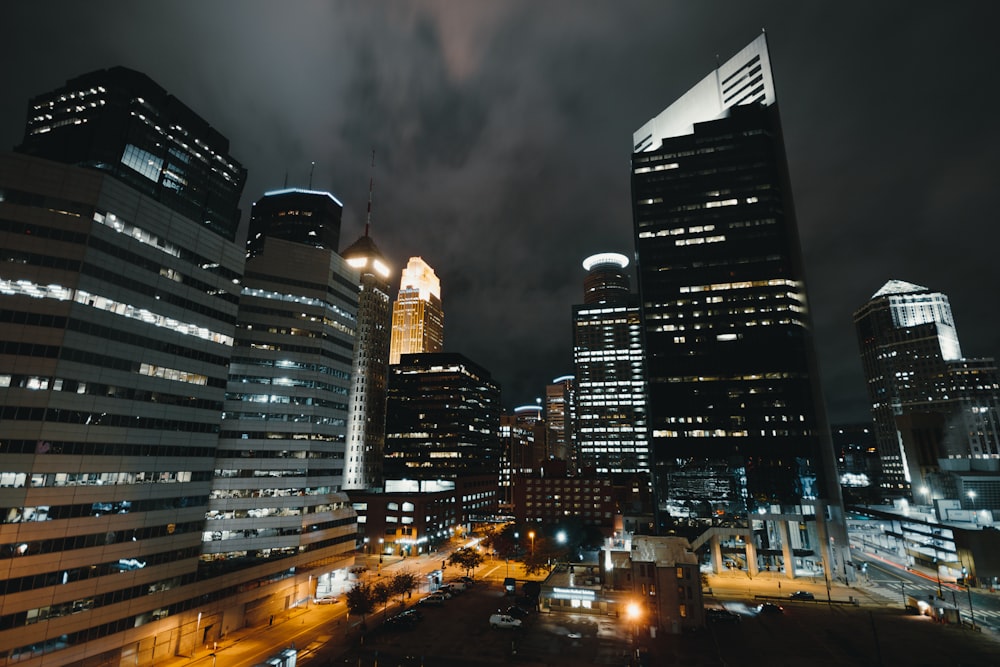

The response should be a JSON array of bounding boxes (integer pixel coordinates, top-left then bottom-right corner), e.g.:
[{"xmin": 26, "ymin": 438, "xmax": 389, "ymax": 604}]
[{"xmin": 582, "ymin": 252, "xmax": 631, "ymax": 304}]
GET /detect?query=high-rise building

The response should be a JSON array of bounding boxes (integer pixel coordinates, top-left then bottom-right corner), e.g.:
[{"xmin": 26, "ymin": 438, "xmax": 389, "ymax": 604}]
[
  {"xmin": 384, "ymin": 352, "xmax": 501, "ymax": 481},
  {"xmin": 572, "ymin": 253, "xmax": 649, "ymax": 475},
  {"xmin": 631, "ymin": 34, "xmax": 847, "ymax": 580},
  {"xmin": 854, "ymin": 280, "xmax": 1000, "ymax": 497},
  {"xmin": 545, "ymin": 375, "xmax": 575, "ymax": 464},
  {"xmin": 207, "ymin": 189, "xmax": 359, "ymax": 598},
  {"xmin": 388, "ymin": 257, "xmax": 443, "ymax": 364},
  {"xmin": 245, "ymin": 187, "xmax": 344, "ymax": 258},
  {"xmin": 16, "ymin": 66, "xmax": 246, "ymax": 242},
  {"xmin": 0, "ymin": 69, "xmax": 246, "ymax": 664},
  {"xmin": 342, "ymin": 232, "xmax": 393, "ymax": 491},
  {"xmin": 499, "ymin": 406, "xmax": 546, "ymax": 506}
]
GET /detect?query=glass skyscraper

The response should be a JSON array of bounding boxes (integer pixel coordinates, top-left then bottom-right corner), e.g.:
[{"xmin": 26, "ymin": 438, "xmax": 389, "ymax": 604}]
[
  {"xmin": 631, "ymin": 34, "xmax": 846, "ymax": 580},
  {"xmin": 572, "ymin": 253, "xmax": 649, "ymax": 475}
]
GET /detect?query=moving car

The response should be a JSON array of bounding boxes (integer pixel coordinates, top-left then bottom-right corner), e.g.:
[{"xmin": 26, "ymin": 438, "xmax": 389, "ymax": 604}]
[
  {"xmin": 705, "ymin": 608, "xmax": 741, "ymax": 623},
  {"xmin": 313, "ymin": 596, "xmax": 338, "ymax": 605},
  {"xmin": 757, "ymin": 602, "xmax": 784, "ymax": 614},
  {"xmin": 489, "ymin": 613, "xmax": 522, "ymax": 629},
  {"xmin": 789, "ymin": 591, "xmax": 815, "ymax": 601}
]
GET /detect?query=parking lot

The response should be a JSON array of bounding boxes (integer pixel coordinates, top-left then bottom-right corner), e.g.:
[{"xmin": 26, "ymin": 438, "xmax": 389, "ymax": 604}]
[{"xmin": 337, "ymin": 579, "xmax": 634, "ymax": 666}]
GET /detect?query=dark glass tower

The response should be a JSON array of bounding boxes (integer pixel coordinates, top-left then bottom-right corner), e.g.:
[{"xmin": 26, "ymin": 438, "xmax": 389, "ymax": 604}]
[
  {"xmin": 631, "ymin": 34, "xmax": 847, "ymax": 580},
  {"xmin": 384, "ymin": 352, "xmax": 501, "ymax": 480},
  {"xmin": 17, "ymin": 66, "xmax": 246, "ymax": 241},
  {"xmin": 246, "ymin": 188, "xmax": 344, "ymax": 258}
]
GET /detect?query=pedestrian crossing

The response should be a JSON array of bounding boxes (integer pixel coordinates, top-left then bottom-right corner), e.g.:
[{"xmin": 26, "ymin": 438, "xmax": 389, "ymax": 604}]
[{"xmin": 863, "ymin": 577, "xmax": 1000, "ymax": 624}]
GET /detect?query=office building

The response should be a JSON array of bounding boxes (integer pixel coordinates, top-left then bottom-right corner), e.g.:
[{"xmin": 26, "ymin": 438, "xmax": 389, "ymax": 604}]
[
  {"xmin": 384, "ymin": 352, "xmax": 501, "ymax": 482},
  {"xmin": 16, "ymin": 66, "xmax": 246, "ymax": 242},
  {"xmin": 854, "ymin": 280, "xmax": 1000, "ymax": 498},
  {"xmin": 631, "ymin": 34, "xmax": 847, "ymax": 580},
  {"xmin": 572, "ymin": 253, "xmax": 649, "ymax": 475},
  {"xmin": 388, "ymin": 257, "xmax": 443, "ymax": 364},
  {"xmin": 545, "ymin": 376, "xmax": 575, "ymax": 465},
  {"xmin": 341, "ymin": 233, "xmax": 393, "ymax": 491},
  {"xmin": 245, "ymin": 187, "xmax": 343, "ymax": 258},
  {"xmin": 207, "ymin": 188, "xmax": 359, "ymax": 599},
  {"xmin": 0, "ymin": 68, "xmax": 246, "ymax": 664},
  {"xmin": 500, "ymin": 406, "xmax": 546, "ymax": 507}
]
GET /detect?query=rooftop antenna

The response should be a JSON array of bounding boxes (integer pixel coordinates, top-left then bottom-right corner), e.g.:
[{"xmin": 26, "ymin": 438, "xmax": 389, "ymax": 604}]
[
  {"xmin": 308, "ymin": 161, "xmax": 315, "ymax": 189},
  {"xmin": 364, "ymin": 148, "xmax": 375, "ymax": 237}
]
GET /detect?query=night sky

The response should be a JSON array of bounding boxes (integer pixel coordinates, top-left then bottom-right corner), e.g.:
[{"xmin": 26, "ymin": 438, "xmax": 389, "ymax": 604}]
[{"xmin": 4, "ymin": 2, "xmax": 998, "ymax": 423}]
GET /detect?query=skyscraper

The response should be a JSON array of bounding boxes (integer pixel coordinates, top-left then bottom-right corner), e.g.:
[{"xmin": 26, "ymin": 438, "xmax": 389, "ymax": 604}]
[
  {"xmin": 854, "ymin": 280, "xmax": 1000, "ymax": 496},
  {"xmin": 572, "ymin": 253, "xmax": 649, "ymax": 475},
  {"xmin": 384, "ymin": 352, "xmax": 501, "ymax": 480},
  {"xmin": 342, "ymin": 233, "xmax": 393, "ymax": 491},
  {"xmin": 245, "ymin": 187, "xmax": 344, "ymax": 258},
  {"xmin": 16, "ymin": 66, "xmax": 246, "ymax": 242},
  {"xmin": 545, "ymin": 375, "xmax": 575, "ymax": 464},
  {"xmin": 388, "ymin": 257, "xmax": 443, "ymax": 364},
  {"xmin": 208, "ymin": 189, "xmax": 359, "ymax": 597},
  {"xmin": 0, "ymin": 69, "xmax": 245, "ymax": 663},
  {"xmin": 631, "ymin": 34, "xmax": 846, "ymax": 580}
]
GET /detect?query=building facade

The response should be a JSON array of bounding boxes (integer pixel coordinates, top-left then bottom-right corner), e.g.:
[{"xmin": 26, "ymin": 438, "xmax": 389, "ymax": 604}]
[
  {"xmin": 388, "ymin": 257, "xmax": 443, "ymax": 365},
  {"xmin": 854, "ymin": 280, "xmax": 1000, "ymax": 498},
  {"xmin": 544, "ymin": 375, "xmax": 575, "ymax": 465},
  {"xmin": 384, "ymin": 352, "xmax": 501, "ymax": 481},
  {"xmin": 630, "ymin": 34, "xmax": 847, "ymax": 580},
  {"xmin": 245, "ymin": 187, "xmax": 343, "ymax": 258},
  {"xmin": 499, "ymin": 406, "xmax": 546, "ymax": 507},
  {"xmin": 341, "ymin": 234, "xmax": 393, "ymax": 491},
  {"xmin": 572, "ymin": 253, "xmax": 649, "ymax": 475},
  {"xmin": 207, "ymin": 188, "xmax": 359, "ymax": 599},
  {"xmin": 0, "ymin": 68, "xmax": 247, "ymax": 663}
]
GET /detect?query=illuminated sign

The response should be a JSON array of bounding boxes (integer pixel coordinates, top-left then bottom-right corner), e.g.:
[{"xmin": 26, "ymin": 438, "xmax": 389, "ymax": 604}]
[{"xmin": 552, "ymin": 587, "xmax": 596, "ymax": 601}]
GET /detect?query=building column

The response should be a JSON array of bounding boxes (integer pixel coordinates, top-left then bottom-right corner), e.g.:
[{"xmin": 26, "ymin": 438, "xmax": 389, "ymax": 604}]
[
  {"xmin": 711, "ymin": 535, "xmax": 724, "ymax": 574},
  {"xmin": 744, "ymin": 532, "xmax": 759, "ymax": 577},
  {"xmin": 778, "ymin": 520, "xmax": 795, "ymax": 579}
]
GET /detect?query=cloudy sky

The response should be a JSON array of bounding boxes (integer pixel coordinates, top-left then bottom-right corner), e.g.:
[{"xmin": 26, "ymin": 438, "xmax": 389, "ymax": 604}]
[{"xmin": 3, "ymin": 2, "xmax": 998, "ymax": 422}]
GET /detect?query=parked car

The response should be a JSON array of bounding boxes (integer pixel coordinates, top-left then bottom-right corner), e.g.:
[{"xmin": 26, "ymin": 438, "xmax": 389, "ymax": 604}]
[
  {"xmin": 382, "ymin": 614, "xmax": 418, "ymax": 631},
  {"xmin": 459, "ymin": 576, "xmax": 475, "ymax": 585},
  {"xmin": 504, "ymin": 605, "xmax": 529, "ymax": 619},
  {"xmin": 313, "ymin": 596, "xmax": 338, "ymax": 605},
  {"xmin": 418, "ymin": 593, "xmax": 446, "ymax": 606},
  {"xmin": 446, "ymin": 580, "xmax": 468, "ymax": 591},
  {"xmin": 757, "ymin": 602, "xmax": 784, "ymax": 614},
  {"xmin": 789, "ymin": 591, "xmax": 815, "ymax": 601},
  {"xmin": 705, "ymin": 608, "xmax": 741, "ymax": 623},
  {"xmin": 398, "ymin": 609, "xmax": 423, "ymax": 622},
  {"xmin": 489, "ymin": 613, "xmax": 522, "ymax": 629}
]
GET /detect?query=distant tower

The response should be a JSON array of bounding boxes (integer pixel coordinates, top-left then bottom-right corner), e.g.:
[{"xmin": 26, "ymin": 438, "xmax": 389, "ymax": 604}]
[
  {"xmin": 854, "ymin": 280, "xmax": 1000, "ymax": 497},
  {"xmin": 545, "ymin": 375, "xmax": 576, "ymax": 464},
  {"xmin": 389, "ymin": 257, "xmax": 444, "ymax": 364},
  {"xmin": 572, "ymin": 253, "xmax": 649, "ymax": 474},
  {"xmin": 342, "ymin": 234, "xmax": 393, "ymax": 490},
  {"xmin": 500, "ymin": 406, "xmax": 547, "ymax": 505}
]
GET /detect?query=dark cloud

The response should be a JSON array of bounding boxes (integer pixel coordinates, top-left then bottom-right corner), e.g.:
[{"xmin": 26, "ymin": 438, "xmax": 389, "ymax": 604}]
[{"xmin": 4, "ymin": 1, "xmax": 998, "ymax": 420}]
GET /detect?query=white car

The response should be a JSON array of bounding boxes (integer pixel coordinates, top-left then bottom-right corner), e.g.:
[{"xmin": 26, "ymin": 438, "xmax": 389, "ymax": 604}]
[
  {"xmin": 313, "ymin": 596, "xmax": 338, "ymax": 605},
  {"xmin": 489, "ymin": 613, "xmax": 522, "ymax": 629}
]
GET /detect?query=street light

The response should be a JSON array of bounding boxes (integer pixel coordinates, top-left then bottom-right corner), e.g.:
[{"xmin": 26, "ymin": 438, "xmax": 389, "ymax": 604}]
[
  {"xmin": 625, "ymin": 601, "xmax": 642, "ymax": 643},
  {"xmin": 528, "ymin": 531, "xmax": 535, "ymax": 557}
]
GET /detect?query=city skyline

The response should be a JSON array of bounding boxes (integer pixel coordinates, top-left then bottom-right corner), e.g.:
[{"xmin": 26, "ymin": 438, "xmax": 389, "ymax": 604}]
[{"xmin": 3, "ymin": 3, "xmax": 998, "ymax": 422}]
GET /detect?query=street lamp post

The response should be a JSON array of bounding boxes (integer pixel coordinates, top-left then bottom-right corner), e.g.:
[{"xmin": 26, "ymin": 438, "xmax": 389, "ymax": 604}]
[
  {"xmin": 934, "ymin": 558, "xmax": 943, "ymax": 598},
  {"xmin": 528, "ymin": 531, "xmax": 535, "ymax": 557}
]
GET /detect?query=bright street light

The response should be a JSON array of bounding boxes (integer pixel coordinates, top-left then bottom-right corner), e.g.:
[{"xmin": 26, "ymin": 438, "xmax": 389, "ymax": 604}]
[{"xmin": 528, "ymin": 531, "xmax": 535, "ymax": 557}]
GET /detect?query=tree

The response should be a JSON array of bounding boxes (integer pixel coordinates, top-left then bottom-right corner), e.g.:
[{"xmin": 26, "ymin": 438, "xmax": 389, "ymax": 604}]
[
  {"xmin": 483, "ymin": 524, "xmax": 519, "ymax": 560},
  {"xmin": 389, "ymin": 570, "xmax": 419, "ymax": 604},
  {"xmin": 447, "ymin": 547, "xmax": 484, "ymax": 577},
  {"xmin": 345, "ymin": 582, "xmax": 375, "ymax": 623},
  {"xmin": 371, "ymin": 580, "xmax": 392, "ymax": 617}
]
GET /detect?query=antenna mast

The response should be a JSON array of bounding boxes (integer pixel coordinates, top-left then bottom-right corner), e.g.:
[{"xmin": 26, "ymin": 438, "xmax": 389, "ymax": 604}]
[{"xmin": 365, "ymin": 149, "xmax": 375, "ymax": 237}]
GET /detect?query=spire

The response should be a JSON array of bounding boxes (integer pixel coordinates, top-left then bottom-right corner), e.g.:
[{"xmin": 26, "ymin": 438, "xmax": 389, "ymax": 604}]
[{"xmin": 365, "ymin": 148, "xmax": 375, "ymax": 237}]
